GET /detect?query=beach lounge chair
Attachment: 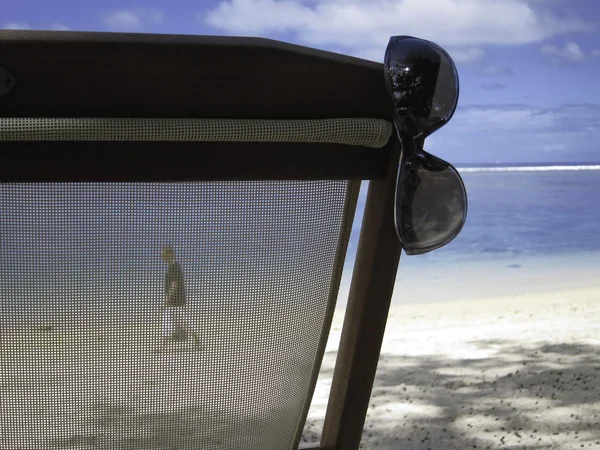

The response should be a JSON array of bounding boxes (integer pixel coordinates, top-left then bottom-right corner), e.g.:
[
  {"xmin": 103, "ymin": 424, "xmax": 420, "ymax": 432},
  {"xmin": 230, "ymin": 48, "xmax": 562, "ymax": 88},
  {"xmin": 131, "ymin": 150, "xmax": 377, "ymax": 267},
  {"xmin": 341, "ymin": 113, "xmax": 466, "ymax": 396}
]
[{"xmin": 0, "ymin": 31, "xmax": 463, "ymax": 449}]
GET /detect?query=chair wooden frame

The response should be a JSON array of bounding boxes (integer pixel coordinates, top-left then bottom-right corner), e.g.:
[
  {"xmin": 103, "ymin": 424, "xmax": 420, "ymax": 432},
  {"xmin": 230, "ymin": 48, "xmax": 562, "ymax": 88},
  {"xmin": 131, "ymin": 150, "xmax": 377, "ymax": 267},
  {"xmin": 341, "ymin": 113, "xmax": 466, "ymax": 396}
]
[{"xmin": 0, "ymin": 30, "xmax": 403, "ymax": 450}]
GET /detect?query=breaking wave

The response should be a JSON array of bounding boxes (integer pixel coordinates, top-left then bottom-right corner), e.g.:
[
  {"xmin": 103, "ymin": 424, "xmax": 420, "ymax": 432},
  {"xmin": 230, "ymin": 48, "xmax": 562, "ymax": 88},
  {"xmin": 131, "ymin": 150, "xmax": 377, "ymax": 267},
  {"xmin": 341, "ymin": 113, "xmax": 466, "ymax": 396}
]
[{"xmin": 458, "ymin": 165, "xmax": 600, "ymax": 173}]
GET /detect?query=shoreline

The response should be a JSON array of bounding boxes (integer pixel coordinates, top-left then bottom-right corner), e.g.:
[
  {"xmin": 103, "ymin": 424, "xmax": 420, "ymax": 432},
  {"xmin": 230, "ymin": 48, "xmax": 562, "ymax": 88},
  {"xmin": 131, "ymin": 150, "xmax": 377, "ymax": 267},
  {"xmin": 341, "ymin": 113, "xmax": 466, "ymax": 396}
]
[
  {"xmin": 337, "ymin": 251, "xmax": 600, "ymax": 310},
  {"xmin": 4, "ymin": 249, "xmax": 600, "ymax": 330}
]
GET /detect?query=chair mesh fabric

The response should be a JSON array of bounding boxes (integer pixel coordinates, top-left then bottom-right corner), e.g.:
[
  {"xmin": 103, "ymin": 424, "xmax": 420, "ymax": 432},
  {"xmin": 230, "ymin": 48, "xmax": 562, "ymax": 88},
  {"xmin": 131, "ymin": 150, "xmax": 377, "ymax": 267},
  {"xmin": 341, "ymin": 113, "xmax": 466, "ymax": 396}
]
[
  {"xmin": 0, "ymin": 116, "xmax": 365, "ymax": 449},
  {"xmin": 0, "ymin": 117, "xmax": 393, "ymax": 148}
]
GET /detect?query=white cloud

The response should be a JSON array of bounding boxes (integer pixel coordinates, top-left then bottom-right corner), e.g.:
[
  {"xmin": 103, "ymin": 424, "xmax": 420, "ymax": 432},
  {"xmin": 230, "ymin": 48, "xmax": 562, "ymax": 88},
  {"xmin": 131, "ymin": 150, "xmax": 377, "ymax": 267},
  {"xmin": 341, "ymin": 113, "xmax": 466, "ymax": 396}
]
[
  {"xmin": 541, "ymin": 41, "xmax": 587, "ymax": 65},
  {"xmin": 455, "ymin": 105, "xmax": 558, "ymax": 131},
  {"xmin": 204, "ymin": 0, "xmax": 593, "ymax": 63},
  {"xmin": 481, "ymin": 83, "xmax": 507, "ymax": 91},
  {"xmin": 448, "ymin": 48, "xmax": 486, "ymax": 63},
  {"xmin": 474, "ymin": 64, "xmax": 514, "ymax": 77},
  {"xmin": 103, "ymin": 8, "xmax": 164, "ymax": 31},
  {"xmin": 2, "ymin": 21, "xmax": 31, "ymax": 30},
  {"xmin": 433, "ymin": 103, "xmax": 600, "ymax": 162},
  {"xmin": 51, "ymin": 23, "xmax": 71, "ymax": 31},
  {"xmin": 542, "ymin": 142, "xmax": 568, "ymax": 151},
  {"xmin": 2, "ymin": 21, "xmax": 71, "ymax": 32},
  {"xmin": 105, "ymin": 11, "xmax": 142, "ymax": 30},
  {"xmin": 455, "ymin": 104, "xmax": 600, "ymax": 134},
  {"xmin": 424, "ymin": 135, "xmax": 438, "ymax": 152},
  {"xmin": 357, "ymin": 45, "xmax": 485, "ymax": 63}
]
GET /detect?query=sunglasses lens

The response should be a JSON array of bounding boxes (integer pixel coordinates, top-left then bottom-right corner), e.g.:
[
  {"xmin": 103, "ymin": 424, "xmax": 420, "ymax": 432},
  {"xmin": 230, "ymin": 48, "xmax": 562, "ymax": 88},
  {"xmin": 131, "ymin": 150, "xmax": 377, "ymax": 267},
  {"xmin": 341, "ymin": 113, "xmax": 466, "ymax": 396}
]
[
  {"xmin": 396, "ymin": 155, "xmax": 467, "ymax": 254},
  {"xmin": 385, "ymin": 36, "xmax": 459, "ymax": 137}
]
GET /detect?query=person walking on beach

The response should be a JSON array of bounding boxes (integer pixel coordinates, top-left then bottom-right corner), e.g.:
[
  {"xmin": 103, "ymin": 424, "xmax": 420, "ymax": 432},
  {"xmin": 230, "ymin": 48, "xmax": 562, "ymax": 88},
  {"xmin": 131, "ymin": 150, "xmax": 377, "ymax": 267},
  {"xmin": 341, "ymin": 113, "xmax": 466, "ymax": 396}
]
[{"xmin": 156, "ymin": 245, "xmax": 200, "ymax": 352}]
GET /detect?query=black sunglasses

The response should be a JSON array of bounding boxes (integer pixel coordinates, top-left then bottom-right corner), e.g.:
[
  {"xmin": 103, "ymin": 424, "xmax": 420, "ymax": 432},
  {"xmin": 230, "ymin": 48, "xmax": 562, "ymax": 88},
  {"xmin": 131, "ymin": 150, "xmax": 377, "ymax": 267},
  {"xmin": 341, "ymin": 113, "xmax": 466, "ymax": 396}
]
[{"xmin": 384, "ymin": 35, "xmax": 468, "ymax": 255}]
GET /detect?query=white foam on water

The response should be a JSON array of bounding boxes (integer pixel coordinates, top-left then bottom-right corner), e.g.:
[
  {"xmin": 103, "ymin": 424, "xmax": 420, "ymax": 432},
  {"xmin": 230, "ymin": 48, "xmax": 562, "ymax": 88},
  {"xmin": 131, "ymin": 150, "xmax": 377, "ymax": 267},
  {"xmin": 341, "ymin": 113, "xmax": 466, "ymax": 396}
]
[{"xmin": 458, "ymin": 165, "xmax": 600, "ymax": 173}]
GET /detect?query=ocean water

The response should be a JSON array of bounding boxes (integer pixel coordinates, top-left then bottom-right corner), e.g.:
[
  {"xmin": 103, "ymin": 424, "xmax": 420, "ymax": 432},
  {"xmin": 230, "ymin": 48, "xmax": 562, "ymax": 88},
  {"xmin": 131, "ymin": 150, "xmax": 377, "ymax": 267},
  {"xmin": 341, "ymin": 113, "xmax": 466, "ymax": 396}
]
[
  {"xmin": 409, "ymin": 164, "xmax": 600, "ymax": 264},
  {"xmin": 2, "ymin": 165, "xmax": 600, "ymax": 324},
  {"xmin": 339, "ymin": 164, "xmax": 600, "ymax": 305}
]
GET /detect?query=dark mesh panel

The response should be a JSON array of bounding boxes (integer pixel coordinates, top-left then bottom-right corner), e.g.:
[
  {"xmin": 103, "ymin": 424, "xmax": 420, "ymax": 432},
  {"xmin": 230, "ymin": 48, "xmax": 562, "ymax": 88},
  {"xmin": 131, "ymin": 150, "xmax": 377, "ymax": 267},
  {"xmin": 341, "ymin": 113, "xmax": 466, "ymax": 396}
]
[{"xmin": 0, "ymin": 180, "xmax": 359, "ymax": 449}]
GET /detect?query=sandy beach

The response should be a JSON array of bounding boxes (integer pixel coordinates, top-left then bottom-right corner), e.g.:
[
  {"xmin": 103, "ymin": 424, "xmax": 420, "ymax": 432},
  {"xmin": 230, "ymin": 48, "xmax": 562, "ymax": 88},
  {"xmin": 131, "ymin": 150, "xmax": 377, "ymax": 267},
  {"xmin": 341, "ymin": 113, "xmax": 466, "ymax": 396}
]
[
  {"xmin": 0, "ymin": 309, "xmax": 318, "ymax": 449},
  {"xmin": 302, "ymin": 286, "xmax": 600, "ymax": 449},
  {"xmin": 1, "ymin": 285, "xmax": 599, "ymax": 449}
]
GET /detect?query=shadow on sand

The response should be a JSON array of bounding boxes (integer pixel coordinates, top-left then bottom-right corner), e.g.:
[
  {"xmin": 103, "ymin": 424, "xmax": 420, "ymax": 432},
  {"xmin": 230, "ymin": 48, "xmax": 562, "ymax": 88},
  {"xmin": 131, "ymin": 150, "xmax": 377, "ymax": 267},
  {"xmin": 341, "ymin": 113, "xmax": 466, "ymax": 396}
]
[
  {"xmin": 48, "ymin": 404, "xmax": 269, "ymax": 449},
  {"xmin": 301, "ymin": 339, "xmax": 600, "ymax": 449},
  {"xmin": 3, "ymin": 335, "xmax": 598, "ymax": 449}
]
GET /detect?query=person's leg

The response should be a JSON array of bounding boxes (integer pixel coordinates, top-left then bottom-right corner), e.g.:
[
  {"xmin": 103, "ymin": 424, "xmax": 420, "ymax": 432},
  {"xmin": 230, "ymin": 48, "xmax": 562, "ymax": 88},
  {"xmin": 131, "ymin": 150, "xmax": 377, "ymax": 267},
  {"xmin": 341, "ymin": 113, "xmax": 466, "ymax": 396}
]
[
  {"xmin": 172, "ymin": 307, "xmax": 188, "ymax": 340},
  {"xmin": 162, "ymin": 308, "xmax": 169, "ymax": 337},
  {"xmin": 155, "ymin": 308, "xmax": 173, "ymax": 353},
  {"xmin": 186, "ymin": 307, "xmax": 200, "ymax": 349}
]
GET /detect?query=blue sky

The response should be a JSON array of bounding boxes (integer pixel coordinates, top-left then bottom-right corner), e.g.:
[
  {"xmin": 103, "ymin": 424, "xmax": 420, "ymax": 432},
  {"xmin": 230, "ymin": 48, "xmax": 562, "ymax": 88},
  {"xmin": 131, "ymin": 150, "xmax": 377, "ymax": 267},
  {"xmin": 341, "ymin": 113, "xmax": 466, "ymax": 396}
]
[{"xmin": 3, "ymin": 0, "xmax": 600, "ymax": 164}]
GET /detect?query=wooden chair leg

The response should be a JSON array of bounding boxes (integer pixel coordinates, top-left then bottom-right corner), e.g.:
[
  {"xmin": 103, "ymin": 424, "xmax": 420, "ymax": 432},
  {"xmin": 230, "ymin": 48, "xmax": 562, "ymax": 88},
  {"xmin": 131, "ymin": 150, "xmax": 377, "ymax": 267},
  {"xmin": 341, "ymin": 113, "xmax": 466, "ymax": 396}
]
[{"xmin": 320, "ymin": 139, "xmax": 402, "ymax": 450}]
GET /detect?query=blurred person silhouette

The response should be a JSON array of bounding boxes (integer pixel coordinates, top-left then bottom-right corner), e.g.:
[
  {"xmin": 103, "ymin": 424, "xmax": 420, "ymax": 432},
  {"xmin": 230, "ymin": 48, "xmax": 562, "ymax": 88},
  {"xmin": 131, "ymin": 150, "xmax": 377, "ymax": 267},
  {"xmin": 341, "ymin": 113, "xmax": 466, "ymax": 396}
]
[{"xmin": 155, "ymin": 245, "xmax": 200, "ymax": 352}]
